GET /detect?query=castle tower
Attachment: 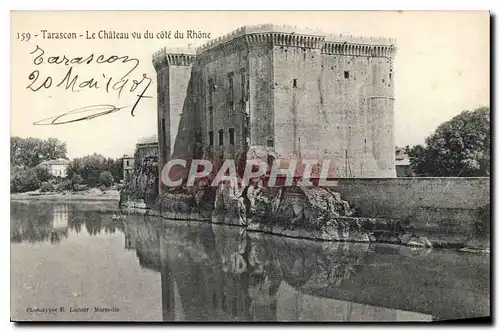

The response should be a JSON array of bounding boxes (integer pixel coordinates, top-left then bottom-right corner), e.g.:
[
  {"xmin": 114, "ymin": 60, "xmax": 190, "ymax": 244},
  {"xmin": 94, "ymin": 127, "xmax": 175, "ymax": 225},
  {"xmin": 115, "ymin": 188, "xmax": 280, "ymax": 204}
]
[
  {"xmin": 153, "ymin": 25, "xmax": 398, "ymax": 189},
  {"xmin": 153, "ymin": 47, "xmax": 197, "ymax": 194}
]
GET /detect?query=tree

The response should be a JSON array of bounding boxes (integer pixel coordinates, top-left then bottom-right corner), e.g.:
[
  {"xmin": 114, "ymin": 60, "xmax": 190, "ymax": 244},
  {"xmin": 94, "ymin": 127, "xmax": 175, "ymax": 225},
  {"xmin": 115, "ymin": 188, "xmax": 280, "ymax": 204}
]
[
  {"xmin": 67, "ymin": 154, "xmax": 124, "ymax": 187},
  {"xmin": 407, "ymin": 107, "xmax": 490, "ymax": 176},
  {"xmin": 33, "ymin": 165, "xmax": 52, "ymax": 183},
  {"xmin": 103, "ymin": 158, "xmax": 123, "ymax": 183},
  {"xmin": 10, "ymin": 168, "xmax": 41, "ymax": 193},
  {"xmin": 71, "ymin": 173, "xmax": 84, "ymax": 186},
  {"xmin": 99, "ymin": 171, "xmax": 114, "ymax": 187},
  {"xmin": 10, "ymin": 137, "xmax": 67, "ymax": 168},
  {"xmin": 67, "ymin": 153, "xmax": 105, "ymax": 187}
]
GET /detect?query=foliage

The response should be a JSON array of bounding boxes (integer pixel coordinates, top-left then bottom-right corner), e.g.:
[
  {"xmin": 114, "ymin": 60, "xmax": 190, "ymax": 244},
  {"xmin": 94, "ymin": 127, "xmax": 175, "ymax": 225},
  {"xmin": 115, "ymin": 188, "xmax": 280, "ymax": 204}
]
[
  {"xmin": 10, "ymin": 137, "xmax": 67, "ymax": 168},
  {"xmin": 10, "ymin": 167, "xmax": 41, "ymax": 193},
  {"xmin": 55, "ymin": 180, "xmax": 72, "ymax": 192},
  {"xmin": 40, "ymin": 182, "xmax": 55, "ymax": 193},
  {"xmin": 33, "ymin": 165, "xmax": 52, "ymax": 183},
  {"xmin": 73, "ymin": 184, "xmax": 88, "ymax": 192},
  {"xmin": 71, "ymin": 173, "xmax": 84, "ymax": 187},
  {"xmin": 66, "ymin": 153, "xmax": 123, "ymax": 187},
  {"xmin": 407, "ymin": 107, "xmax": 490, "ymax": 177},
  {"xmin": 99, "ymin": 171, "xmax": 114, "ymax": 187}
]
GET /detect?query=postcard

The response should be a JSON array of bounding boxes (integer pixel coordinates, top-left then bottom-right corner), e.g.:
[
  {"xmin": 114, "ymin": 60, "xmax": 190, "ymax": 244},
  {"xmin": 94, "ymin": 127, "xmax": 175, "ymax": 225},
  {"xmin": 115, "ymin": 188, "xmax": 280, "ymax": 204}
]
[{"xmin": 10, "ymin": 11, "xmax": 490, "ymax": 322}]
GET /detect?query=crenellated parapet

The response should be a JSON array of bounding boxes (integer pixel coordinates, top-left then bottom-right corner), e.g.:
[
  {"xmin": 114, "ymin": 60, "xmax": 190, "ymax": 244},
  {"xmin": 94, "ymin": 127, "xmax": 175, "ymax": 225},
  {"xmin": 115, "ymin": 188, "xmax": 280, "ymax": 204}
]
[
  {"xmin": 322, "ymin": 41, "xmax": 397, "ymax": 58},
  {"xmin": 196, "ymin": 24, "xmax": 327, "ymax": 55},
  {"xmin": 195, "ymin": 24, "xmax": 395, "ymax": 55},
  {"xmin": 244, "ymin": 33, "xmax": 325, "ymax": 49},
  {"xmin": 152, "ymin": 46, "xmax": 197, "ymax": 71},
  {"xmin": 152, "ymin": 24, "xmax": 398, "ymax": 68}
]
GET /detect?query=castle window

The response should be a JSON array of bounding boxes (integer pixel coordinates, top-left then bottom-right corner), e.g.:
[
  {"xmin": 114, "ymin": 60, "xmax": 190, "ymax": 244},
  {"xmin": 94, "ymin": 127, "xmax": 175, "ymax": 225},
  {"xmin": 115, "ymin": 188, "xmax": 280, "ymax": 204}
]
[
  {"xmin": 161, "ymin": 119, "xmax": 167, "ymax": 156},
  {"xmin": 208, "ymin": 78, "xmax": 214, "ymax": 107},
  {"xmin": 209, "ymin": 106, "xmax": 214, "ymax": 129},
  {"xmin": 240, "ymin": 69, "xmax": 247, "ymax": 106},
  {"xmin": 218, "ymin": 129, "xmax": 224, "ymax": 146},
  {"xmin": 293, "ymin": 79, "xmax": 297, "ymax": 88},
  {"xmin": 227, "ymin": 72, "xmax": 234, "ymax": 116},
  {"xmin": 267, "ymin": 139, "xmax": 274, "ymax": 148},
  {"xmin": 209, "ymin": 131, "xmax": 214, "ymax": 146},
  {"xmin": 389, "ymin": 73, "xmax": 392, "ymax": 80},
  {"xmin": 344, "ymin": 71, "xmax": 350, "ymax": 79},
  {"xmin": 229, "ymin": 128, "xmax": 235, "ymax": 145},
  {"xmin": 126, "ymin": 160, "xmax": 130, "ymax": 167}
]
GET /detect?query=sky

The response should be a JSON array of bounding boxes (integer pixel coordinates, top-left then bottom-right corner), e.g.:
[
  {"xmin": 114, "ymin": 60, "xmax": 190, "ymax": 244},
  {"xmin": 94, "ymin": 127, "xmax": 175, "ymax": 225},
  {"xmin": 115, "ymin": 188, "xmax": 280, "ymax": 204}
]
[{"xmin": 11, "ymin": 11, "xmax": 490, "ymax": 159}]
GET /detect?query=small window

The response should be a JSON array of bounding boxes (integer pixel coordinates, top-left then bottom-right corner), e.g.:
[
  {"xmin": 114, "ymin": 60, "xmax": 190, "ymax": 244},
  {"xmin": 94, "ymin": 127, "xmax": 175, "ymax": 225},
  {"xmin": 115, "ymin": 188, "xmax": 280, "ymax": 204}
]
[
  {"xmin": 389, "ymin": 73, "xmax": 392, "ymax": 80},
  {"xmin": 208, "ymin": 106, "xmax": 214, "ymax": 128},
  {"xmin": 293, "ymin": 79, "xmax": 297, "ymax": 88},
  {"xmin": 227, "ymin": 72, "xmax": 234, "ymax": 115},
  {"xmin": 218, "ymin": 129, "xmax": 224, "ymax": 146},
  {"xmin": 126, "ymin": 160, "xmax": 130, "ymax": 167},
  {"xmin": 209, "ymin": 131, "xmax": 214, "ymax": 146},
  {"xmin": 240, "ymin": 69, "xmax": 247, "ymax": 106},
  {"xmin": 208, "ymin": 78, "xmax": 214, "ymax": 107},
  {"xmin": 267, "ymin": 139, "xmax": 274, "ymax": 148},
  {"xmin": 344, "ymin": 71, "xmax": 349, "ymax": 79},
  {"xmin": 229, "ymin": 128, "xmax": 235, "ymax": 145}
]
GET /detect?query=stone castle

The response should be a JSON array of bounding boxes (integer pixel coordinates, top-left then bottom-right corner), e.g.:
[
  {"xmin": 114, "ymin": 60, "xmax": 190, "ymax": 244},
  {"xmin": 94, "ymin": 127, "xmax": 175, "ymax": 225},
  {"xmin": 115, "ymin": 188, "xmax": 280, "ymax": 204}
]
[{"xmin": 153, "ymin": 24, "xmax": 397, "ymax": 194}]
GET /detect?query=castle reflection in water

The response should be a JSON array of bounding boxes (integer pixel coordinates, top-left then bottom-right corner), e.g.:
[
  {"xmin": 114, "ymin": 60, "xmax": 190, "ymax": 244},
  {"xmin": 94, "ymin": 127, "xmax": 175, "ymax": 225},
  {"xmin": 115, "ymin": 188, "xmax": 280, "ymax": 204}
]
[
  {"xmin": 122, "ymin": 213, "xmax": 488, "ymax": 322},
  {"xmin": 10, "ymin": 203, "xmax": 489, "ymax": 322}
]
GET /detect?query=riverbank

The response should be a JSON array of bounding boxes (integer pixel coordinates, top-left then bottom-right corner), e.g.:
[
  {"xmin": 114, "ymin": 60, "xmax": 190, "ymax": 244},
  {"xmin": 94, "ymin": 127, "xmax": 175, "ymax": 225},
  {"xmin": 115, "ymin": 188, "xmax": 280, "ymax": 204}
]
[
  {"xmin": 120, "ymin": 204, "xmax": 490, "ymax": 254},
  {"xmin": 10, "ymin": 189, "xmax": 120, "ymax": 202}
]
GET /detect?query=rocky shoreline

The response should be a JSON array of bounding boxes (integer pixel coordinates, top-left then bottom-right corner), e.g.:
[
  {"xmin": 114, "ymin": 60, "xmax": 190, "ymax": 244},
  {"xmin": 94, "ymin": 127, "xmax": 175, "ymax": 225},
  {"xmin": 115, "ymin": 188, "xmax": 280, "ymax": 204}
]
[{"xmin": 119, "ymin": 185, "xmax": 490, "ymax": 254}]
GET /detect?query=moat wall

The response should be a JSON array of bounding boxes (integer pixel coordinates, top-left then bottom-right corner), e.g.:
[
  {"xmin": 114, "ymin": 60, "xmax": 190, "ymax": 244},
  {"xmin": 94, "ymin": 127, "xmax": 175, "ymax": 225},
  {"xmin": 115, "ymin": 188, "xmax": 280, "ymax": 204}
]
[
  {"xmin": 121, "ymin": 172, "xmax": 490, "ymax": 251},
  {"xmin": 334, "ymin": 177, "xmax": 490, "ymax": 246}
]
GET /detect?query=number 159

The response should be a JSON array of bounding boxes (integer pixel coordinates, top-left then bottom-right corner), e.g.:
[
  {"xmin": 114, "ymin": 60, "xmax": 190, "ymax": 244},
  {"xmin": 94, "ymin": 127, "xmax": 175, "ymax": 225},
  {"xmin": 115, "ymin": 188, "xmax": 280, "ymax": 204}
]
[{"xmin": 17, "ymin": 32, "xmax": 31, "ymax": 41}]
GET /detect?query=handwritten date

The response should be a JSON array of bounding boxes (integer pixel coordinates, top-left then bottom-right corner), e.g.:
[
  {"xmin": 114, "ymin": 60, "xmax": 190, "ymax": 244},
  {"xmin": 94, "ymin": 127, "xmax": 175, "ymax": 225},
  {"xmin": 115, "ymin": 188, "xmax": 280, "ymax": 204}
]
[{"xmin": 28, "ymin": 45, "xmax": 152, "ymax": 122}]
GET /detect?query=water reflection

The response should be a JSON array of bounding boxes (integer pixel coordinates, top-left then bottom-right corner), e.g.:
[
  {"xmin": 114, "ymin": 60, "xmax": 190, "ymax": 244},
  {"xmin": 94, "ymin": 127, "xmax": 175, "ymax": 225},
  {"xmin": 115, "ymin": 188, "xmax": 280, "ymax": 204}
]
[
  {"xmin": 10, "ymin": 202, "xmax": 490, "ymax": 322},
  {"xmin": 123, "ymin": 215, "xmax": 489, "ymax": 322},
  {"xmin": 10, "ymin": 202, "xmax": 123, "ymax": 244}
]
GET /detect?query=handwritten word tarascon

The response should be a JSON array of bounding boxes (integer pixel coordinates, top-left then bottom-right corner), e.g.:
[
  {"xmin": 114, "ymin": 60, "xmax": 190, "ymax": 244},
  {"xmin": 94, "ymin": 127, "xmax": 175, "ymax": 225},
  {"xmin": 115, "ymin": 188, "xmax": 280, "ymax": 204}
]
[{"xmin": 27, "ymin": 45, "xmax": 152, "ymax": 123}]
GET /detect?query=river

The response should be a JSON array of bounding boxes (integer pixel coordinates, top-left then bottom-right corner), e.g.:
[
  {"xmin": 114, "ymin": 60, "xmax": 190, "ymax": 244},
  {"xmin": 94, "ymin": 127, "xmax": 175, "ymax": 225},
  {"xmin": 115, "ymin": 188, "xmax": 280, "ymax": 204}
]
[{"xmin": 10, "ymin": 201, "xmax": 490, "ymax": 322}]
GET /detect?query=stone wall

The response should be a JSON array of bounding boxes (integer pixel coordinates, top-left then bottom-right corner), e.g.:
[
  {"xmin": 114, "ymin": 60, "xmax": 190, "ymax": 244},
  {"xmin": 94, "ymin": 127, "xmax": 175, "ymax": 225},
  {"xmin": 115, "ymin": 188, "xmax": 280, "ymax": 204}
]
[
  {"xmin": 153, "ymin": 24, "xmax": 398, "ymax": 180},
  {"xmin": 334, "ymin": 177, "xmax": 490, "ymax": 246},
  {"xmin": 273, "ymin": 43, "xmax": 395, "ymax": 178}
]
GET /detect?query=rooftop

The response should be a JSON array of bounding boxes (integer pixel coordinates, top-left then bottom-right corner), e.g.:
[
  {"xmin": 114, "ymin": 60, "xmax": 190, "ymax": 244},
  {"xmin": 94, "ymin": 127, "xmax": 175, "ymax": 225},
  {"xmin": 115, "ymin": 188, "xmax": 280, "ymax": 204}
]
[
  {"xmin": 39, "ymin": 158, "xmax": 71, "ymax": 166},
  {"xmin": 395, "ymin": 158, "xmax": 411, "ymax": 166},
  {"xmin": 137, "ymin": 134, "xmax": 158, "ymax": 145}
]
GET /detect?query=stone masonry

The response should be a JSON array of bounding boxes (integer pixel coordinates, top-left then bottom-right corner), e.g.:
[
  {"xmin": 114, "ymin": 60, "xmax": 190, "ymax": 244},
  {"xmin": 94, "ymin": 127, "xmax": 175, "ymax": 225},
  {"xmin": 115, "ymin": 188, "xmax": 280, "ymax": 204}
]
[{"xmin": 153, "ymin": 24, "xmax": 398, "ymax": 194}]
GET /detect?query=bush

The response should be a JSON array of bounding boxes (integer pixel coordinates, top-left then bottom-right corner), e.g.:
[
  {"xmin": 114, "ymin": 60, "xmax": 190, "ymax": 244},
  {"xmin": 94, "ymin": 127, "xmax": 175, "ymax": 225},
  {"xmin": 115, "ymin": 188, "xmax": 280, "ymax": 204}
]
[
  {"xmin": 71, "ymin": 173, "xmax": 84, "ymax": 186},
  {"xmin": 55, "ymin": 180, "xmax": 72, "ymax": 192},
  {"xmin": 40, "ymin": 182, "xmax": 54, "ymax": 193},
  {"xmin": 33, "ymin": 166, "xmax": 52, "ymax": 183},
  {"xmin": 10, "ymin": 168, "xmax": 41, "ymax": 193},
  {"xmin": 99, "ymin": 171, "xmax": 114, "ymax": 188},
  {"xmin": 73, "ymin": 184, "xmax": 88, "ymax": 192},
  {"xmin": 112, "ymin": 183, "xmax": 124, "ymax": 191}
]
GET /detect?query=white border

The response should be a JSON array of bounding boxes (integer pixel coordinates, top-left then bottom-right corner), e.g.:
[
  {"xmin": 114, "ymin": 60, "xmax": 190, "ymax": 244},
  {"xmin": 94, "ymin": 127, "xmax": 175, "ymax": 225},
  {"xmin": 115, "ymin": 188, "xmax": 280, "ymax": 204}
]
[{"xmin": 2, "ymin": 1, "xmax": 497, "ymax": 332}]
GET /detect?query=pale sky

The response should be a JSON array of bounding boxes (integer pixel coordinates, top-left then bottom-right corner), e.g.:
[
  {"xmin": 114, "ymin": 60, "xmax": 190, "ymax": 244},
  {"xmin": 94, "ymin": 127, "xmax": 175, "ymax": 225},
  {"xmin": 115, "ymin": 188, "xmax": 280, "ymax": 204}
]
[{"xmin": 11, "ymin": 11, "xmax": 490, "ymax": 159}]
